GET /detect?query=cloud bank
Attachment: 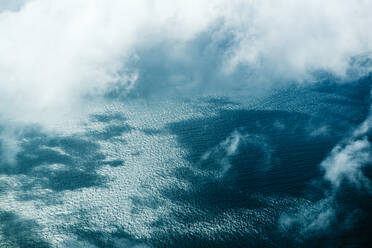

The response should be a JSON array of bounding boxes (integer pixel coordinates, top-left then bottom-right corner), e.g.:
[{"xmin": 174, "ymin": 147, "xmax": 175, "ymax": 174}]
[
  {"xmin": 0, "ymin": 0, "xmax": 219, "ymax": 126},
  {"xmin": 0, "ymin": 0, "xmax": 372, "ymax": 127},
  {"xmin": 220, "ymin": 0, "xmax": 372, "ymax": 81}
]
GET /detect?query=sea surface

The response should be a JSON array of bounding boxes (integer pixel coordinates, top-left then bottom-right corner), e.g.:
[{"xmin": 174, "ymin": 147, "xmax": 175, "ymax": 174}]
[{"xmin": 0, "ymin": 77, "xmax": 371, "ymax": 247}]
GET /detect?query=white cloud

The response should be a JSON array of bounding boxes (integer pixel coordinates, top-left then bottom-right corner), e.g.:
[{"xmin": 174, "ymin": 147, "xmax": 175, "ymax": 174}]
[
  {"xmin": 0, "ymin": 0, "xmax": 219, "ymax": 126},
  {"xmin": 220, "ymin": 0, "xmax": 372, "ymax": 82},
  {"xmin": 0, "ymin": 0, "xmax": 371, "ymax": 126},
  {"xmin": 0, "ymin": 0, "xmax": 372, "ymax": 163},
  {"xmin": 321, "ymin": 137, "xmax": 371, "ymax": 189},
  {"xmin": 321, "ymin": 105, "xmax": 372, "ymax": 190}
]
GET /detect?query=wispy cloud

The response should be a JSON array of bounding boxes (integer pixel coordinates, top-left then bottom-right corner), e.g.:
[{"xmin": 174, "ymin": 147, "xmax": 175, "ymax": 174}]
[
  {"xmin": 280, "ymin": 101, "xmax": 372, "ymax": 239},
  {"xmin": 322, "ymin": 137, "xmax": 371, "ymax": 190},
  {"xmin": 199, "ymin": 130, "xmax": 273, "ymax": 178},
  {"xmin": 199, "ymin": 130, "xmax": 244, "ymax": 178}
]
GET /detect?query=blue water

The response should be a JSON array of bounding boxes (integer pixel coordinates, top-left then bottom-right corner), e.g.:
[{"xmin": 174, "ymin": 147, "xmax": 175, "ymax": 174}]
[{"xmin": 0, "ymin": 77, "xmax": 371, "ymax": 247}]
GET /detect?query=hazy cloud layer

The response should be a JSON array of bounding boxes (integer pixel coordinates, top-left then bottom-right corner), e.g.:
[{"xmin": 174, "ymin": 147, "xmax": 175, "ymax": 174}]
[
  {"xmin": 0, "ymin": 0, "xmax": 372, "ymax": 127},
  {"xmin": 220, "ymin": 0, "xmax": 372, "ymax": 81},
  {"xmin": 0, "ymin": 0, "xmax": 219, "ymax": 126}
]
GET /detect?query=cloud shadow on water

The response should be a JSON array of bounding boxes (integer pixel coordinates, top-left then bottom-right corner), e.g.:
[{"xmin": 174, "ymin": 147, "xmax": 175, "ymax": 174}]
[
  {"xmin": 0, "ymin": 111, "xmax": 135, "ymax": 246},
  {"xmin": 0, "ymin": 211, "xmax": 51, "ymax": 248},
  {"xmin": 0, "ymin": 111, "xmax": 133, "ymax": 195},
  {"xmin": 0, "ymin": 127, "xmax": 107, "ymax": 193}
]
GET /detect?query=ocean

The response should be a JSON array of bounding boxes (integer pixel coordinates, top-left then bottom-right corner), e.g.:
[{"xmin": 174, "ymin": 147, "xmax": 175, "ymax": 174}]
[{"xmin": 0, "ymin": 77, "xmax": 371, "ymax": 247}]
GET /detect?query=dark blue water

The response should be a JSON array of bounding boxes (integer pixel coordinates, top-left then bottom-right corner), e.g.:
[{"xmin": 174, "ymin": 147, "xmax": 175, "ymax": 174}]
[{"xmin": 157, "ymin": 78, "xmax": 371, "ymax": 247}]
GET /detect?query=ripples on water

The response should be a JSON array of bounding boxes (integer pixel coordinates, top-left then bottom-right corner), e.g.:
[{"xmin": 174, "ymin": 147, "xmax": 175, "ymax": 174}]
[{"xmin": 0, "ymin": 78, "xmax": 371, "ymax": 247}]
